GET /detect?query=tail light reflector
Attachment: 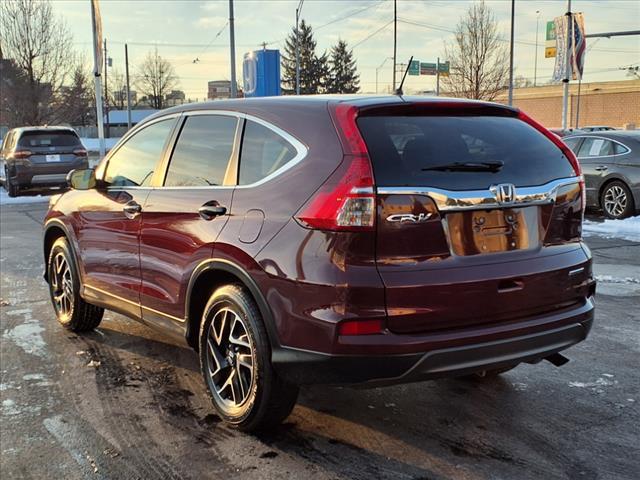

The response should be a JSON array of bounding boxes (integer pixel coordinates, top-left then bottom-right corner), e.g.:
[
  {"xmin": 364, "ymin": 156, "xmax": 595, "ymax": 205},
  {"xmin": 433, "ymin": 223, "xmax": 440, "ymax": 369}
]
[
  {"xmin": 517, "ymin": 110, "xmax": 585, "ymax": 212},
  {"xmin": 73, "ymin": 148, "xmax": 88, "ymax": 157},
  {"xmin": 13, "ymin": 150, "xmax": 32, "ymax": 159},
  {"xmin": 338, "ymin": 319, "xmax": 383, "ymax": 336},
  {"xmin": 296, "ymin": 103, "xmax": 376, "ymax": 231}
]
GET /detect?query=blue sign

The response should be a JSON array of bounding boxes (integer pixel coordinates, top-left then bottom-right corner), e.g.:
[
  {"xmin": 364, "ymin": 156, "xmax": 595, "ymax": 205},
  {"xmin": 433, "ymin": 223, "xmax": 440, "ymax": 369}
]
[{"xmin": 243, "ymin": 49, "xmax": 281, "ymax": 97}]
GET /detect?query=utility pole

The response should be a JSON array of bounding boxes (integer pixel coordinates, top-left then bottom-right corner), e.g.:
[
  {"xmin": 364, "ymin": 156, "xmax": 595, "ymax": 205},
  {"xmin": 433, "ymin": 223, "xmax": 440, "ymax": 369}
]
[
  {"xmin": 392, "ymin": 0, "xmax": 397, "ymax": 91},
  {"xmin": 561, "ymin": 0, "xmax": 572, "ymax": 130},
  {"xmin": 295, "ymin": 0, "xmax": 304, "ymax": 95},
  {"xmin": 228, "ymin": 0, "xmax": 237, "ymax": 98},
  {"xmin": 436, "ymin": 57, "xmax": 440, "ymax": 96},
  {"xmin": 534, "ymin": 10, "xmax": 540, "ymax": 86},
  {"xmin": 125, "ymin": 43, "xmax": 132, "ymax": 130},
  {"xmin": 103, "ymin": 38, "xmax": 109, "ymax": 138},
  {"xmin": 507, "ymin": 0, "xmax": 515, "ymax": 106},
  {"xmin": 90, "ymin": 0, "xmax": 105, "ymax": 158}
]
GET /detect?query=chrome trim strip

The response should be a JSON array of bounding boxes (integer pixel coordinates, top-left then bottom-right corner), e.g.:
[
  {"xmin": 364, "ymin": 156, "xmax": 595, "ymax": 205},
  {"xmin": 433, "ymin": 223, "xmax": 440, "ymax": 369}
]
[
  {"xmin": 377, "ymin": 176, "xmax": 580, "ymax": 212},
  {"xmin": 84, "ymin": 284, "xmax": 185, "ymax": 323}
]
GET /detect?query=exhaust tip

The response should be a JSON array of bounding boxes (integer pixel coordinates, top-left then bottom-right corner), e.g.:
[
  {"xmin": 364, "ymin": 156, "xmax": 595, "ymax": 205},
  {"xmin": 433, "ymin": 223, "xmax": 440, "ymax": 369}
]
[{"xmin": 545, "ymin": 352, "xmax": 570, "ymax": 367}]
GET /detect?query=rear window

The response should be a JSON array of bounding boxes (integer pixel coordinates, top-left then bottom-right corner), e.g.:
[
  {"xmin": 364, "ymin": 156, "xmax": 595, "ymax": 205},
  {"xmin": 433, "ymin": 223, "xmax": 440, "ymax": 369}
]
[
  {"xmin": 18, "ymin": 131, "xmax": 81, "ymax": 148},
  {"xmin": 357, "ymin": 115, "xmax": 575, "ymax": 189}
]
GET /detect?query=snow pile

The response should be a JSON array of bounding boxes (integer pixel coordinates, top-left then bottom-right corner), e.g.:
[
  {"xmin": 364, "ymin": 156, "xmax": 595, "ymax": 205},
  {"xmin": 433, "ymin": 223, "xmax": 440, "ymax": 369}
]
[
  {"xmin": 0, "ymin": 189, "xmax": 51, "ymax": 205},
  {"xmin": 80, "ymin": 137, "xmax": 120, "ymax": 152},
  {"xmin": 583, "ymin": 216, "xmax": 640, "ymax": 242}
]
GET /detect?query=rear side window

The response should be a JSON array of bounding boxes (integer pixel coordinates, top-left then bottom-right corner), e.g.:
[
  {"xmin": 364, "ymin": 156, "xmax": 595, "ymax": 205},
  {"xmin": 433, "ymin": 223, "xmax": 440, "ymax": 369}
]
[
  {"xmin": 104, "ymin": 119, "xmax": 174, "ymax": 187},
  {"xmin": 614, "ymin": 143, "xmax": 629, "ymax": 154},
  {"xmin": 577, "ymin": 138, "xmax": 614, "ymax": 157},
  {"xmin": 563, "ymin": 137, "xmax": 581, "ymax": 153},
  {"xmin": 239, "ymin": 121, "xmax": 296, "ymax": 185},
  {"xmin": 357, "ymin": 115, "xmax": 575, "ymax": 189},
  {"xmin": 18, "ymin": 131, "xmax": 81, "ymax": 148},
  {"xmin": 164, "ymin": 115, "xmax": 237, "ymax": 187}
]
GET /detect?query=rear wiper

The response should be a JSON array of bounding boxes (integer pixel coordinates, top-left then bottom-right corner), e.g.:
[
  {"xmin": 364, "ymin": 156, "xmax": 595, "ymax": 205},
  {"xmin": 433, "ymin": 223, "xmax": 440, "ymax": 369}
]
[{"xmin": 422, "ymin": 161, "xmax": 504, "ymax": 172}]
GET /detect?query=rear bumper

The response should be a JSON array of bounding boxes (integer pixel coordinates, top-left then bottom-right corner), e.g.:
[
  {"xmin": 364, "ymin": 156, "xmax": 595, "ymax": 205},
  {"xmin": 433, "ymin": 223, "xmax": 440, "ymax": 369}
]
[
  {"xmin": 273, "ymin": 296, "xmax": 594, "ymax": 386},
  {"xmin": 8, "ymin": 161, "xmax": 87, "ymax": 186}
]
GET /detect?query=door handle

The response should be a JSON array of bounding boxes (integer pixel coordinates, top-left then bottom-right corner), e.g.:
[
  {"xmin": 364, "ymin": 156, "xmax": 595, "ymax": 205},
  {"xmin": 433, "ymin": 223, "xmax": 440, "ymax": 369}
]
[
  {"xmin": 594, "ymin": 165, "xmax": 608, "ymax": 171},
  {"xmin": 198, "ymin": 203, "xmax": 227, "ymax": 220},
  {"xmin": 123, "ymin": 200, "xmax": 142, "ymax": 218}
]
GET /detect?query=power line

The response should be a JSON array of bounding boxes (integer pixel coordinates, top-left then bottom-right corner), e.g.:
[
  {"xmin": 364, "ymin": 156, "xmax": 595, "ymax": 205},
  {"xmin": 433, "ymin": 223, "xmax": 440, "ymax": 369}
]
[
  {"xmin": 315, "ymin": 0, "xmax": 385, "ymax": 31},
  {"xmin": 352, "ymin": 20, "xmax": 394, "ymax": 50}
]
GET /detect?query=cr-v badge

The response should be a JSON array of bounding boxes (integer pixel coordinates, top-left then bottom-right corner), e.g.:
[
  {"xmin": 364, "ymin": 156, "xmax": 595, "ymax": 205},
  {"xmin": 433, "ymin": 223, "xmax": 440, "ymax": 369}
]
[{"xmin": 386, "ymin": 213, "xmax": 433, "ymax": 223}]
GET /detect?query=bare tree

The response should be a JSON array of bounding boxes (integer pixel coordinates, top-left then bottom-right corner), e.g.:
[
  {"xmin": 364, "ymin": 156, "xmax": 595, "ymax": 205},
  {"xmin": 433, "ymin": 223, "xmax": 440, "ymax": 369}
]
[
  {"xmin": 55, "ymin": 63, "xmax": 95, "ymax": 126},
  {"xmin": 107, "ymin": 67, "xmax": 128, "ymax": 110},
  {"xmin": 135, "ymin": 48, "xmax": 178, "ymax": 109},
  {"xmin": 442, "ymin": 1, "xmax": 509, "ymax": 101},
  {"xmin": 0, "ymin": 0, "xmax": 74, "ymax": 125}
]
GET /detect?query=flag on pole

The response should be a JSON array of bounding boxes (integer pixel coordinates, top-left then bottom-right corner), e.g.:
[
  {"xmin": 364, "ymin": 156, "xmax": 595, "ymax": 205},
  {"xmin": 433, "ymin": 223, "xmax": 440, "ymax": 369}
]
[
  {"xmin": 551, "ymin": 15, "xmax": 567, "ymax": 83},
  {"xmin": 571, "ymin": 13, "xmax": 586, "ymax": 81}
]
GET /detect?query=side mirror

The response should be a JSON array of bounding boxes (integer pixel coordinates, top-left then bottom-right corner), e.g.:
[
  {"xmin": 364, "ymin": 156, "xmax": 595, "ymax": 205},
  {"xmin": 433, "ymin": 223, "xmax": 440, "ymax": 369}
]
[{"xmin": 67, "ymin": 168, "xmax": 96, "ymax": 190}]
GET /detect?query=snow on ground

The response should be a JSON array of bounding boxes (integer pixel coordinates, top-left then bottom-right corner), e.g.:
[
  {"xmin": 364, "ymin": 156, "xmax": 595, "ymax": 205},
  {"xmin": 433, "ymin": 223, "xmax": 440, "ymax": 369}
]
[
  {"xmin": 583, "ymin": 216, "xmax": 640, "ymax": 242},
  {"xmin": 0, "ymin": 188, "xmax": 51, "ymax": 205},
  {"xmin": 80, "ymin": 137, "xmax": 120, "ymax": 152}
]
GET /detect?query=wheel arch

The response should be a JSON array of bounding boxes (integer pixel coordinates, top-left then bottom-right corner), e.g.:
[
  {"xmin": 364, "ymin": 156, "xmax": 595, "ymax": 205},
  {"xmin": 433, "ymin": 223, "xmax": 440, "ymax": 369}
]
[
  {"xmin": 185, "ymin": 259, "xmax": 281, "ymax": 353},
  {"xmin": 43, "ymin": 219, "xmax": 76, "ymax": 283}
]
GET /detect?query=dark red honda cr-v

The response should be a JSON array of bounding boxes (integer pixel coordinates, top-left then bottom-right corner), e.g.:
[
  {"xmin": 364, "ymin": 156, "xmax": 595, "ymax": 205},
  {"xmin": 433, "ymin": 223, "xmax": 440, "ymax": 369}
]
[{"xmin": 43, "ymin": 96, "xmax": 596, "ymax": 431}]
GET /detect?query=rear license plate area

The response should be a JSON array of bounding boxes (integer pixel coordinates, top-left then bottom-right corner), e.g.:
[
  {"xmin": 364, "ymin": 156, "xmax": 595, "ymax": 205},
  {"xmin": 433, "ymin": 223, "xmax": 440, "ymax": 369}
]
[
  {"xmin": 45, "ymin": 154, "xmax": 61, "ymax": 162},
  {"xmin": 445, "ymin": 207, "xmax": 541, "ymax": 256}
]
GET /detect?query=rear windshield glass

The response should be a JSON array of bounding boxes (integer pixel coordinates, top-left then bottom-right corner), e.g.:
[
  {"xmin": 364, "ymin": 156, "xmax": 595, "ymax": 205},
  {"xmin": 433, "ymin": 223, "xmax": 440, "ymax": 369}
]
[
  {"xmin": 18, "ymin": 131, "xmax": 81, "ymax": 148},
  {"xmin": 357, "ymin": 115, "xmax": 574, "ymax": 189}
]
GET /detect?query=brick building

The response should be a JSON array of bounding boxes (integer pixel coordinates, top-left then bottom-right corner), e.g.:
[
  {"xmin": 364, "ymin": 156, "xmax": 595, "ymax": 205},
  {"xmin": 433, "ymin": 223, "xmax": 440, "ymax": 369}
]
[{"xmin": 495, "ymin": 79, "xmax": 639, "ymax": 129}]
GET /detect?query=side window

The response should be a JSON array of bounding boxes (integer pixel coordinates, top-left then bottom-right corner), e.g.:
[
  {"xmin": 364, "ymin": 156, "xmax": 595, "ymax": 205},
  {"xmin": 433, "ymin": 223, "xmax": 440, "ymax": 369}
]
[
  {"xmin": 104, "ymin": 119, "xmax": 174, "ymax": 187},
  {"xmin": 614, "ymin": 142, "xmax": 629, "ymax": 155},
  {"xmin": 562, "ymin": 137, "xmax": 581, "ymax": 154},
  {"xmin": 164, "ymin": 115, "xmax": 237, "ymax": 187},
  {"xmin": 577, "ymin": 138, "xmax": 613, "ymax": 158},
  {"xmin": 239, "ymin": 121, "xmax": 297, "ymax": 185}
]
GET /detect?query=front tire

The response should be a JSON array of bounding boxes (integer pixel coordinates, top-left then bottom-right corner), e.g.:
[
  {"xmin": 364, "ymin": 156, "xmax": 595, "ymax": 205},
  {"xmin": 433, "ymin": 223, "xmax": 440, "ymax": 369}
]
[
  {"xmin": 5, "ymin": 176, "xmax": 19, "ymax": 197},
  {"xmin": 601, "ymin": 181, "xmax": 634, "ymax": 219},
  {"xmin": 47, "ymin": 237, "xmax": 104, "ymax": 332},
  {"xmin": 198, "ymin": 284, "xmax": 298, "ymax": 432}
]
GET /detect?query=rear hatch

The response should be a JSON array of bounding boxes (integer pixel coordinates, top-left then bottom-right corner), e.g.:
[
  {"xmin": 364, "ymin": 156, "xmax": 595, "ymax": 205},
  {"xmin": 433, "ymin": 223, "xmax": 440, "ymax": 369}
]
[
  {"xmin": 357, "ymin": 103, "xmax": 588, "ymax": 334},
  {"xmin": 18, "ymin": 130, "xmax": 85, "ymax": 165}
]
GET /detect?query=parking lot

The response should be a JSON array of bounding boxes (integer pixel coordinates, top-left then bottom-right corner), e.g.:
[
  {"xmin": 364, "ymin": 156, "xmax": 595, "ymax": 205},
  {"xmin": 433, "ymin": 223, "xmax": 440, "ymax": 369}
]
[{"xmin": 1, "ymin": 196, "xmax": 639, "ymax": 480}]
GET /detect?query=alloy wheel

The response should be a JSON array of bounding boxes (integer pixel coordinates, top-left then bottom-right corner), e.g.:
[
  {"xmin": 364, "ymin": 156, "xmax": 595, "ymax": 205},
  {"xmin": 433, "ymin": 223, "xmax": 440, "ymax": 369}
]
[
  {"xmin": 603, "ymin": 185, "xmax": 627, "ymax": 218},
  {"xmin": 205, "ymin": 307, "xmax": 255, "ymax": 408},
  {"xmin": 50, "ymin": 252, "xmax": 73, "ymax": 318}
]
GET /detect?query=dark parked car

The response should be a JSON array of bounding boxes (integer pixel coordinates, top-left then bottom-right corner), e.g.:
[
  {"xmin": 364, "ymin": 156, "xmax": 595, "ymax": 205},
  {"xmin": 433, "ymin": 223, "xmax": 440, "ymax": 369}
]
[
  {"xmin": 43, "ymin": 96, "xmax": 595, "ymax": 431},
  {"xmin": 564, "ymin": 131, "xmax": 640, "ymax": 219},
  {"xmin": 1, "ymin": 126, "xmax": 88, "ymax": 197},
  {"xmin": 549, "ymin": 127, "xmax": 586, "ymax": 138},
  {"xmin": 580, "ymin": 126, "xmax": 616, "ymax": 133}
]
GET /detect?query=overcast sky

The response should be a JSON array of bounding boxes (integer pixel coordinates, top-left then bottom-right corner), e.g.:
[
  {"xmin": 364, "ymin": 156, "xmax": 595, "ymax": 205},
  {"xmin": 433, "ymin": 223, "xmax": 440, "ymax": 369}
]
[{"xmin": 53, "ymin": 0, "xmax": 640, "ymax": 99}]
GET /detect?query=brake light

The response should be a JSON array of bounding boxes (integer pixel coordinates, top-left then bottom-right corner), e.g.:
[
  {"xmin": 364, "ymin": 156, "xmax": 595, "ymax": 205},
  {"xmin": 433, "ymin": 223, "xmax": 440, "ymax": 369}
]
[
  {"xmin": 517, "ymin": 110, "xmax": 585, "ymax": 212},
  {"xmin": 338, "ymin": 319, "xmax": 382, "ymax": 336},
  {"xmin": 296, "ymin": 103, "xmax": 376, "ymax": 231},
  {"xmin": 73, "ymin": 148, "xmax": 88, "ymax": 157},
  {"xmin": 13, "ymin": 150, "xmax": 32, "ymax": 159}
]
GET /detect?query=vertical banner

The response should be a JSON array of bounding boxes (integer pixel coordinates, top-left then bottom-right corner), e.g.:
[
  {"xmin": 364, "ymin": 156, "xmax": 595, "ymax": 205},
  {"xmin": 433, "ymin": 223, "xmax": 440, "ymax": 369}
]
[
  {"xmin": 551, "ymin": 15, "xmax": 567, "ymax": 83},
  {"xmin": 92, "ymin": 0, "xmax": 103, "ymax": 76},
  {"xmin": 571, "ymin": 13, "xmax": 586, "ymax": 81}
]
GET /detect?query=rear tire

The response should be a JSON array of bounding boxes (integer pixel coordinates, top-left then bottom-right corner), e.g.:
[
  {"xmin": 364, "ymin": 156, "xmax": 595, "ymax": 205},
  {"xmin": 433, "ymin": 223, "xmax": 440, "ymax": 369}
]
[
  {"xmin": 198, "ymin": 284, "xmax": 298, "ymax": 432},
  {"xmin": 5, "ymin": 176, "xmax": 19, "ymax": 197},
  {"xmin": 600, "ymin": 180, "xmax": 634, "ymax": 219},
  {"xmin": 47, "ymin": 237, "xmax": 104, "ymax": 332}
]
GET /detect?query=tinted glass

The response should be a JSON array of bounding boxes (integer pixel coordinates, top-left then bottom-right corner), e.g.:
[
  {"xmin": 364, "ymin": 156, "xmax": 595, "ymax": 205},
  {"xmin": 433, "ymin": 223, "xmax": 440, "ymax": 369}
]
[
  {"xmin": 18, "ymin": 131, "xmax": 81, "ymax": 148},
  {"xmin": 104, "ymin": 119, "xmax": 173, "ymax": 187},
  {"xmin": 578, "ymin": 138, "xmax": 614, "ymax": 157},
  {"xmin": 357, "ymin": 115, "xmax": 575, "ymax": 189},
  {"xmin": 165, "ymin": 115, "xmax": 237, "ymax": 187},
  {"xmin": 614, "ymin": 142, "xmax": 629, "ymax": 154},
  {"xmin": 239, "ymin": 121, "xmax": 296, "ymax": 185},
  {"xmin": 563, "ymin": 137, "xmax": 581, "ymax": 153}
]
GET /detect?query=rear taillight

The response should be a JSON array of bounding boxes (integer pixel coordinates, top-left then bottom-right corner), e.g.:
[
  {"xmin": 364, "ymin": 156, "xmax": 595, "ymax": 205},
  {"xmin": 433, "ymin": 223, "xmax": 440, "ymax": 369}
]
[
  {"xmin": 296, "ymin": 103, "xmax": 376, "ymax": 231},
  {"xmin": 517, "ymin": 110, "xmax": 585, "ymax": 212},
  {"xmin": 13, "ymin": 150, "xmax": 32, "ymax": 159},
  {"xmin": 73, "ymin": 148, "xmax": 88, "ymax": 157}
]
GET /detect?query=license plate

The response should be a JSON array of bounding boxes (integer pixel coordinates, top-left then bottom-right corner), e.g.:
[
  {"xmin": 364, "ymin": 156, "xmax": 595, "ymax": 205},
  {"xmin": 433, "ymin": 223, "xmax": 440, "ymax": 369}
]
[{"xmin": 45, "ymin": 154, "xmax": 61, "ymax": 162}]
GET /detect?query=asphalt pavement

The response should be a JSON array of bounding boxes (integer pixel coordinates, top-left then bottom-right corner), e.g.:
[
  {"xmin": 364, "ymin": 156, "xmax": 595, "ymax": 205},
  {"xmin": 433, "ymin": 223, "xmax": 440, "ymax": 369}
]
[{"xmin": 1, "ymin": 200, "xmax": 639, "ymax": 480}]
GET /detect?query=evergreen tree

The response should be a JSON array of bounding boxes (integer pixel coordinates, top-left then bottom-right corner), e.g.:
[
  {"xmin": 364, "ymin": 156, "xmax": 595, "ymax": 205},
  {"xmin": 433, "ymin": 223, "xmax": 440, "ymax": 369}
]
[
  {"xmin": 327, "ymin": 40, "xmax": 360, "ymax": 94},
  {"xmin": 281, "ymin": 20, "xmax": 328, "ymax": 94}
]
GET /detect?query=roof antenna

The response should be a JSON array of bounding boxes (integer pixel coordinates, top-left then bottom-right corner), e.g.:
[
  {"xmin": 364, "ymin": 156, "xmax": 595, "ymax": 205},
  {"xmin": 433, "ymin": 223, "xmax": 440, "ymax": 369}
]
[{"xmin": 395, "ymin": 56, "xmax": 413, "ymax": 96}]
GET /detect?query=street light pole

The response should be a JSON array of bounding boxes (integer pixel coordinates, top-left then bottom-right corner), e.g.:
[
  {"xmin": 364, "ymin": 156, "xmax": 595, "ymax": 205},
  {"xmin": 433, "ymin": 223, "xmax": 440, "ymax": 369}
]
[
  {"xmin": 295, "ymin": 0, "xmax": 304, "ymax": 95},
  {"xmin": 392, "ymin": 0, "xmax": 397, "ymax": 91},
  {"xmin": 125, "ymin": 43, "xmax": 132, "ymax": 130},
  {"xmin": 228, "ymin": 0, "xmax": 237, "ymax": 98},
  {"xmin": 507, "ymin": 0, "xmax": 515, "ymax": 106},
  {"xmin": 534, "ymin": 10, "xmax": 540, "ymax": 87}
]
